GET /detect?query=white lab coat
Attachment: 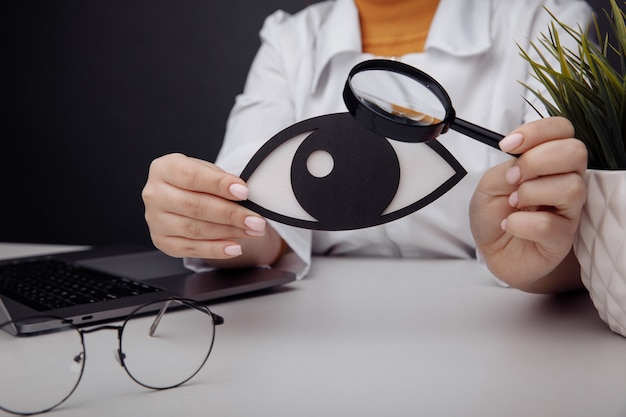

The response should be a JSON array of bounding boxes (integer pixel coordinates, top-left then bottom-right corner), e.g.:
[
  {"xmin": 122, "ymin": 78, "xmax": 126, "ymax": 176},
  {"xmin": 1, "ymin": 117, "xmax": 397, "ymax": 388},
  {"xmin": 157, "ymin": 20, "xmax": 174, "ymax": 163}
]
[{"xmin": 190, "ymin": 0, "xmax": 592, "ymax": 279}]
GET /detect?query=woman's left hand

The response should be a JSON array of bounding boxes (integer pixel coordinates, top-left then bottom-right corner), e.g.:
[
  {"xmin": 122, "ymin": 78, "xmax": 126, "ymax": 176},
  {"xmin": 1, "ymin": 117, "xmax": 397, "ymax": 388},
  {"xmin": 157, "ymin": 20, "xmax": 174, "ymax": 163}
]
[{"xmin": 470, "ymin": 117, "xmax": 588, "ymax": 293}]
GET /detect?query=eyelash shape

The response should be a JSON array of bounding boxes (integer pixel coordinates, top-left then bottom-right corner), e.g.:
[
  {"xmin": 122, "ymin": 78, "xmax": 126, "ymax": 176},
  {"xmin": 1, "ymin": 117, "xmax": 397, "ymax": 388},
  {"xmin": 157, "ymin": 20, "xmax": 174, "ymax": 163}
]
[{"xmin": 240, "ymin": 113, "xmax": 466, "ymax": 230}]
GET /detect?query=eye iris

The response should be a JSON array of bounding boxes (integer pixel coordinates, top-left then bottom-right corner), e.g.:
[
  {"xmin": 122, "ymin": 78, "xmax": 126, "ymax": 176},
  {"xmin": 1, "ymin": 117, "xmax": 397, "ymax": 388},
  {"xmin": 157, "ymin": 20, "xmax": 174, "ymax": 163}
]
[{"xmin": 291, "ymin": 118, "xmax": 400, "ymax": 229}]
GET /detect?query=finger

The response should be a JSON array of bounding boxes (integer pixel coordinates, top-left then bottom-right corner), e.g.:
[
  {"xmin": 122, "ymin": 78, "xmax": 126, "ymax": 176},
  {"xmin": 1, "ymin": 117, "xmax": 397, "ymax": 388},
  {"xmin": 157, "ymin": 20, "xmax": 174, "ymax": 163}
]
[
  {"xmin": 498, "ymin": 116, "xmax": 575, "ymax": 154},
  {"xmin": 521, "ymin": 138, "xmax": 587, "ymax": 178},
  {"xmin": 145, "ymin": 179, "xmax": 265, "ymax": 231},
  {"xmin": 168, "ymin": 188, "xmax": 266, "ymax": 232},
  {"xmin": 149, "ymin": 153, "xmax": 249, "ymax": 201},
  {"xmin": 148, "ymin": 211, "xmax": 263, "ymax": 242},
  {"xmin": 152, "ymin": 235, "xmax": 244, "ymax": 260},
  {"xmin": 512, "ymin": 173, "xmax": 586, "ymax": 219},
  {"xmin": 503, "ymin": 210, "xmax": 576, "ymax": 254},
  {"xmin": 502, "ymin": 138, "xmax": 587, "ymax": 187},
  {"xmin": 476, "ymin": 161, "xmax": 519, "ymax": 196},
  {"xmin": 470, "ymin": 162, "xmax": 519, "ymax": 245}
]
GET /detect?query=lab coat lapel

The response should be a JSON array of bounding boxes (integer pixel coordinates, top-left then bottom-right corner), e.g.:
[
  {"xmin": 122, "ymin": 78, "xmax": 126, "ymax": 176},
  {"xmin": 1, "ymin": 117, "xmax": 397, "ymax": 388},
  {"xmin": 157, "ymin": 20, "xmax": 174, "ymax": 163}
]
[{"xmin": 311, "ymin": 0, "xmax": 361, "ymax": 93}]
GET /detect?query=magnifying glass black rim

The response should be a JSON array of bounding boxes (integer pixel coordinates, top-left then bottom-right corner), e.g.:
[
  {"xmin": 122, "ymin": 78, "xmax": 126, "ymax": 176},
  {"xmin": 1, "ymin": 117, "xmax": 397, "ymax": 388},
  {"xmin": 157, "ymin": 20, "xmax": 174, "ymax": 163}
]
[{"xmin": 343, "ymin": 59, "xmax": 456, "ymax": 143}]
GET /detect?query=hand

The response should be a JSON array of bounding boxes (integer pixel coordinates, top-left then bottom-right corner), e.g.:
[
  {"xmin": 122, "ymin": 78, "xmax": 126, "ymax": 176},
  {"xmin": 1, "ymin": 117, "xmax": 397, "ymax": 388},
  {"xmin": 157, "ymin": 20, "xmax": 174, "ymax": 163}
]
[
  {"xmin": 470, "ymin": 117, "xmax": 587, "ymax": 293},
  {"xmin": 142, "ymin": 153, "xmax": 283, "ymax": 265}
]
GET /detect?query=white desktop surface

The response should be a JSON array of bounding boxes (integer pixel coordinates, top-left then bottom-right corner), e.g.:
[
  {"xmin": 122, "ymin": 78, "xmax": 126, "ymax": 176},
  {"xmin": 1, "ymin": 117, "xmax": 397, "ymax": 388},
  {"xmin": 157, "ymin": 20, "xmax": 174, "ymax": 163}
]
[{"xmin": 1, "ymin": 243, "xmax": 625, "ymax": 417}]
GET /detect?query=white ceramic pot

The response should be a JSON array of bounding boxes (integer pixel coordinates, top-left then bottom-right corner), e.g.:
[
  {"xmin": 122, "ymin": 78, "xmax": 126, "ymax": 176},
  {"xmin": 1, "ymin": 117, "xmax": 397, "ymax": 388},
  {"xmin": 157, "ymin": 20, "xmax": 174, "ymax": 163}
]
[{"xmin": 574, "ymin": 169, "xmax": 626, "ymax": 337}]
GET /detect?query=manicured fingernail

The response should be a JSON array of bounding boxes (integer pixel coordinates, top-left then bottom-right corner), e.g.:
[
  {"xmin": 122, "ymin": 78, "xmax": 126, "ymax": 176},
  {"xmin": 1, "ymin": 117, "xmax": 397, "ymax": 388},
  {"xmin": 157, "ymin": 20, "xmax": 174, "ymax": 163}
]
[
  {"xmin": 508, "ymin": 191, "xmax": 519, "ymax": 208},
  {"xmin": 229, "ymin": 183, "xmax": 249, "ymax": 200},
  {"xmin": 244, "ymin": 216, "xmax": 266, "ymax": 233},
  {"xmin": 501, "ymin": 219, "xmax": 507, "ymax": 231},
  {"xmin": 505, "ymin": 165, "xmax": 521, "ymax": 184},
  {"xmin": 224, "ymin": 244, "xmax": 242, "ymax": 256},
  {"xmin": 499, "ymin": 132, "xmax": 523, "ymax": 153}
]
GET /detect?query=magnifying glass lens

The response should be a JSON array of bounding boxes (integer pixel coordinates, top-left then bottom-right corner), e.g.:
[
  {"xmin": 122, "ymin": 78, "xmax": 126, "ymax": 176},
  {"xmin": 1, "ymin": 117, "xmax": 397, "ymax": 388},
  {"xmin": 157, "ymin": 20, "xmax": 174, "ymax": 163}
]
[{"xmin": 349, "ymin": 70, "xmax": 447, "ymax": 126}]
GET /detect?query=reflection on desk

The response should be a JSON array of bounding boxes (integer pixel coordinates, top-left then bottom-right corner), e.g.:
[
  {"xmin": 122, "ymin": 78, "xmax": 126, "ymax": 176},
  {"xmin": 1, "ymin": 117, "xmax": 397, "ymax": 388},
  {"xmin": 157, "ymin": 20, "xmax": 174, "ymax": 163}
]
[{"xmin": 1, "ymin": 245, "xmax": 625, "ymax": 417}]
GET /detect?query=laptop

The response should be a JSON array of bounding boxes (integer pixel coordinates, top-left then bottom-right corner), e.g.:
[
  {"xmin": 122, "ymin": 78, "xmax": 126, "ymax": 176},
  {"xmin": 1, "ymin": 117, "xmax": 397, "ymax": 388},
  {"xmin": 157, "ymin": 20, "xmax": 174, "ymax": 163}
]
[{"xmin": 0, "ymin": 245, "xmax": 296, "ymax": 333}]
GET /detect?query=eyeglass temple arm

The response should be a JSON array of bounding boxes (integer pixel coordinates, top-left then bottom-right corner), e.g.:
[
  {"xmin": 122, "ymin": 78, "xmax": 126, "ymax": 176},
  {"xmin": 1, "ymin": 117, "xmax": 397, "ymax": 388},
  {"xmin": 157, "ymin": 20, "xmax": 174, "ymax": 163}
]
[
  {"xmin": 149, "ymin": 300, "xmax": 173, "ymax": 336},
  {"xmin": 149, "ymin": 300, "xmax": 225, "ymax": 337},
  {"xmin": 0, "ymin": 298, "xmax": 17, "ymax": 336},
  {"xmin": 212, "ymin": 313, "xmax": 225, "ymax": 326}
]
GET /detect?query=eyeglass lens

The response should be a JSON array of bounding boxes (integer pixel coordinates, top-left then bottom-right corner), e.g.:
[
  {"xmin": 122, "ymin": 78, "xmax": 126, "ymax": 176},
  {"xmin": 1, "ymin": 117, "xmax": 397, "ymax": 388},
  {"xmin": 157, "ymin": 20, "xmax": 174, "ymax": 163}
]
[
  {"xmin": 120, "ymin": 299, "xmax": 217, "ymax": 389},
  {"xmin": 0, "ymin": 299, "xmax": 218, "ymax": 416},
  {"xmin": 0, "ymin": 318, "xmax": 85, "ymax": 415}
]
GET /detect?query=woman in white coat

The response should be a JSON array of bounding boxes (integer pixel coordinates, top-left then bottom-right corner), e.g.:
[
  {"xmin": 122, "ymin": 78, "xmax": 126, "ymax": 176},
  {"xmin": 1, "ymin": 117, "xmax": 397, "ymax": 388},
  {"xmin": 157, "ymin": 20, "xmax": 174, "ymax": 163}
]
[{"xmin": 142, "ymin": 0, "xmax": 592, "ymax": 293}]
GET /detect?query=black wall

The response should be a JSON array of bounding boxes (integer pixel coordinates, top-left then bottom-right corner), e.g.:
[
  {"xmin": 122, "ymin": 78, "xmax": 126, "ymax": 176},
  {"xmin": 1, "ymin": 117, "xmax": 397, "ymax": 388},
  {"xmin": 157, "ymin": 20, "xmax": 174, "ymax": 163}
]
[
  {"xmin": 2, "ymin": 0, "xmax": 317, "ymax": 246},
  {"xmin": 1, "ymin": 0, "xmax": 621, "ymax": 247}
]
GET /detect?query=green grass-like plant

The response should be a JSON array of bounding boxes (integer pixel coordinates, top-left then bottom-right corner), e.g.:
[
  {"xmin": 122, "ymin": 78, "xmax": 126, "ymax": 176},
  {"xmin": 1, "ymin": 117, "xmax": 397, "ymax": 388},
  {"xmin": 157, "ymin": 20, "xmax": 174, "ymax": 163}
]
[{"xmin": 519, "ymin": 0, "xmax": 626, "ymax": 169}]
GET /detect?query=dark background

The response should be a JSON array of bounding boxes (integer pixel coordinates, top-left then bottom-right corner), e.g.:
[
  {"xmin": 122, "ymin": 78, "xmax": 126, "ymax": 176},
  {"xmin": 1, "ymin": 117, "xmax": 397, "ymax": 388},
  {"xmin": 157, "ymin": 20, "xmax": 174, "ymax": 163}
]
[{"xmin": 1, "ymin": 0, "xmax": 622, "ymax": 247}]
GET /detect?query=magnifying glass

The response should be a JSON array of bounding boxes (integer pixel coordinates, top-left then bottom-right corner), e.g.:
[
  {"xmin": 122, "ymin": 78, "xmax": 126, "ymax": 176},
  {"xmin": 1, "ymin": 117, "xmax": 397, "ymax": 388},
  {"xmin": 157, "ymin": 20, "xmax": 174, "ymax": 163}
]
[{"xmin": 343, "ymin": 59, "xmax": 505, "ymax": 149}]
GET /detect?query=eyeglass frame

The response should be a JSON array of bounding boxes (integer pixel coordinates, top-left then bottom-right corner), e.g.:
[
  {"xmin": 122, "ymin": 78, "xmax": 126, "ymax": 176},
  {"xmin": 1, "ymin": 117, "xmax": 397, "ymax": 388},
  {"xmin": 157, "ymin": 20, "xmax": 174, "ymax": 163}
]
[{"xmin": 0, "ymin": 296, "xmax": 224, "ymax": 416}]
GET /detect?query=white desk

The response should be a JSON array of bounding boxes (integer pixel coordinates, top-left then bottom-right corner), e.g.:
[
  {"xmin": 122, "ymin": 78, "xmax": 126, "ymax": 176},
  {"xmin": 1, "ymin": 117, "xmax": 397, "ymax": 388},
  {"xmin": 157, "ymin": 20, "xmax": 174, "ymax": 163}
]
[{"xmin": 1, "ymin": 244, "xmax": 625, "ymax": 417}]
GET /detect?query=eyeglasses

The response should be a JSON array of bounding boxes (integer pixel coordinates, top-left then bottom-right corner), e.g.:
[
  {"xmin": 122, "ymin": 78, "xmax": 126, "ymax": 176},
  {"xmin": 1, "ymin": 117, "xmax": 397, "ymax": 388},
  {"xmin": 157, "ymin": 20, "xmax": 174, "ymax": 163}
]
[{"xmin": 0, "ymin": 297, "xmax": 224, "ymax": 416}]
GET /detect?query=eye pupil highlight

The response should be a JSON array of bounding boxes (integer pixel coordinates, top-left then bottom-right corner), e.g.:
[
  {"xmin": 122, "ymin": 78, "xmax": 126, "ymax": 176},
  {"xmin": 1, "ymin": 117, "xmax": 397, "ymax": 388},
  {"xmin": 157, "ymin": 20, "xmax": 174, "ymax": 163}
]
[{"xmin": 306, "ymin": 150, "xmax": 334, "ymax": 178}]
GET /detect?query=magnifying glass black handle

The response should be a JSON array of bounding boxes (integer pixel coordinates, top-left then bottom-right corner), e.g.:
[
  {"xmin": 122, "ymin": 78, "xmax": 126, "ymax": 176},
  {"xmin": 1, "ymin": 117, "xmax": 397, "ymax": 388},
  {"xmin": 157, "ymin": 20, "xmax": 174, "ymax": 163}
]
[{"xmin": 451, "ymin": 118, "xmax": 503, "ymax": 150}]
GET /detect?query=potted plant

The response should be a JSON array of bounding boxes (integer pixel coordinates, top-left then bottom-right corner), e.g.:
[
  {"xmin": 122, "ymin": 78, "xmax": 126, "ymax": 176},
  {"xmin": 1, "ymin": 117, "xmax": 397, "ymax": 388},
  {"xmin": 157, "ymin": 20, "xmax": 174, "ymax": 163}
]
[{"xmin": 519, "ymin": 0, "xmax": 626, "ymax": 336}]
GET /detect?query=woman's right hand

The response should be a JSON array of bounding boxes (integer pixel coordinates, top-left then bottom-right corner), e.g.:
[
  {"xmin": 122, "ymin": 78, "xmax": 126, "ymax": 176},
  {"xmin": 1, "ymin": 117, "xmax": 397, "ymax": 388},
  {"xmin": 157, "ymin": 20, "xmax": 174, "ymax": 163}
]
[{"xmin": 142, "ymin": 153, "xmax": 282, "ymax": 265}]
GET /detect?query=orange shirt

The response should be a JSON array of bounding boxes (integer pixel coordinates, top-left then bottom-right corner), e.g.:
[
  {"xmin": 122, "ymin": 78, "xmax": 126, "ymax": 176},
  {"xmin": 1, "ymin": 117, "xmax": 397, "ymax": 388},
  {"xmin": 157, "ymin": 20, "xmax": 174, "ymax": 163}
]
[{"xmin": 355, "ymin": 0, "xmax": 440, "ymax": 56}]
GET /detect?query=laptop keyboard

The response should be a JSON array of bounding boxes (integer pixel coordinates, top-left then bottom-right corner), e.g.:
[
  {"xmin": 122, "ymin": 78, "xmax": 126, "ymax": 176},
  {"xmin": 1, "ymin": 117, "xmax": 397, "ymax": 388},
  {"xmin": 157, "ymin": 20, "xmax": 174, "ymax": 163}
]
[{"xmin": 0, "ymin": 258, "xmax": 164, "ymax": 311}]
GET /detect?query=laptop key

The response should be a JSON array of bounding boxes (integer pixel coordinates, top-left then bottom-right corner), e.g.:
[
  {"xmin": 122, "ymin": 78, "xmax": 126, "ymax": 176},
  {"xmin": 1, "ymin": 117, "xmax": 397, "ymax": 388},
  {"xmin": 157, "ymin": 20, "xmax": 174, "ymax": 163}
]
[{"xmin": 0, "ymin": 258, "xmax": 163, "ymax": 312}]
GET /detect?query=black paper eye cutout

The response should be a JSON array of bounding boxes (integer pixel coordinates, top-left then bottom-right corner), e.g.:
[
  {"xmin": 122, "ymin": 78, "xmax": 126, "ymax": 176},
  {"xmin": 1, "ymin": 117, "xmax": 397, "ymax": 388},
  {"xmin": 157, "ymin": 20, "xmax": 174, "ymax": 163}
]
[{"xmin": 239, "ymin": 113, "xmax": 466, "ymax": 230}]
